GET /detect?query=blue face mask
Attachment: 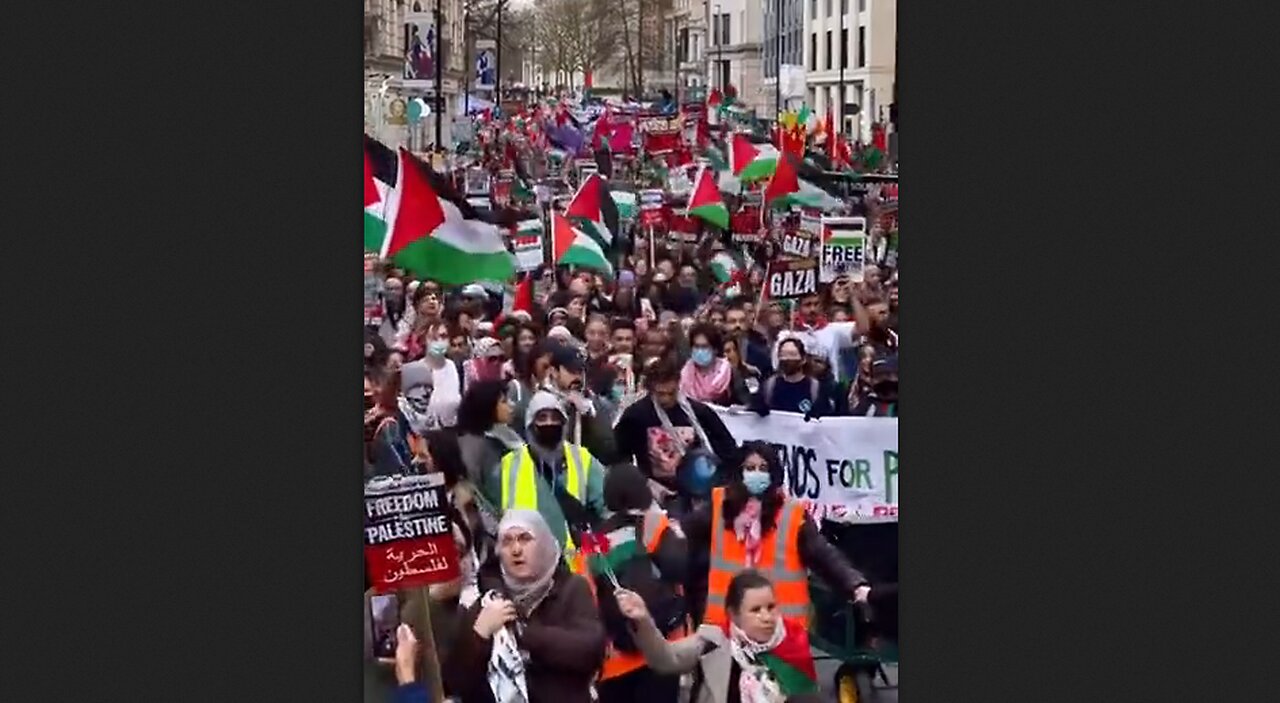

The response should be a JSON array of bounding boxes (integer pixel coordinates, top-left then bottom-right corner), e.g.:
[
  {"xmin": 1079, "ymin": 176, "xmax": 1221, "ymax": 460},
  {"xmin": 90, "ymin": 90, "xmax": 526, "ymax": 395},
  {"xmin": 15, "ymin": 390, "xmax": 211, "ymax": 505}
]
[
  {"xmin": 428, "ymin": 341, "xmax": 449, "ymax": 358},
  {"xmin": 742, "ymin": 470, "xmax": 772, "ymax": 496},
  {"xmin": 691, "ymin": 348, "xmax": 715, "ymax": 367}
]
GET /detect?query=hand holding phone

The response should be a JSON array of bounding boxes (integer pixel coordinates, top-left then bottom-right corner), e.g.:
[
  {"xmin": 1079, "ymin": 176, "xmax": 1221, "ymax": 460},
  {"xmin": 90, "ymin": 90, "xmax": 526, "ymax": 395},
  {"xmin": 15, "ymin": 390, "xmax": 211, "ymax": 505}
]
[{"xmin": 369, "ymin": 593, "xmax": 401, "ymax": 660}]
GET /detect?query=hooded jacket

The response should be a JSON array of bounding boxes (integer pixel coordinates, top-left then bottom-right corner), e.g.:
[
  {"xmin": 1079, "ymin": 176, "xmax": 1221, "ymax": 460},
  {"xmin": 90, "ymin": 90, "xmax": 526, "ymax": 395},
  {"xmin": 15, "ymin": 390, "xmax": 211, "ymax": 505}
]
[{"xmin": 482, "ymin": 391, "xmax": 607, "ymax": 548}]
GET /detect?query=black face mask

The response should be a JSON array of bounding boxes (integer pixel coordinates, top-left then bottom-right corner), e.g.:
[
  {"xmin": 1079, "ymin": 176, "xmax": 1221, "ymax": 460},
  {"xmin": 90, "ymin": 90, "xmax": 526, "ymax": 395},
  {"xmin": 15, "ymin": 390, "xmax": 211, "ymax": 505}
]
[
  {"xmin": 873, "ymin": 381, "xmax": 898, "ymax": 399},
  {"xmin": 531, "ymin": 424, "xmax": 564, "ymax": 446},
  {"xmin": 779, "ymin": 360, "xmax": 804, "ymax": 376}
]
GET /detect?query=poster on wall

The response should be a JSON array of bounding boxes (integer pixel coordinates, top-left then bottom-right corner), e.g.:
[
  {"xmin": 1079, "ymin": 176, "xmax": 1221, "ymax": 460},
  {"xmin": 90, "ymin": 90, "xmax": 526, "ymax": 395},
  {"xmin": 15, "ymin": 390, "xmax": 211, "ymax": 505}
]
[
  {"xmin": 474, "ymin": 39, "xmax": 497, "ymax": 91},
  {"xmin": 403, "ymin": 13, "xmax": 437, "ymax": 89}
]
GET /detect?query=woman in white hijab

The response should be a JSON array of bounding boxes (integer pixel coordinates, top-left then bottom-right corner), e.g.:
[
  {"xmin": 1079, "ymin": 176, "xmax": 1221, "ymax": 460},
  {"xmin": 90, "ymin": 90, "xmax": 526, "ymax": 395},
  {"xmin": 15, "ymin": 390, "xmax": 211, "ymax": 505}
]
[{"xmin": 444, "ymin": 509, "xmax": 605, "ymax": 703}]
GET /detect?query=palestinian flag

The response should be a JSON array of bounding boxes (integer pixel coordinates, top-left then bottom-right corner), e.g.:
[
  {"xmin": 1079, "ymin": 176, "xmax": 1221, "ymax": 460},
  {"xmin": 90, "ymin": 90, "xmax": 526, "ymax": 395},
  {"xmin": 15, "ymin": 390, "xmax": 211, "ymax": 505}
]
[
  {"xmin": 730, "ymin": 133, "xmax": 777, "ymax": 183},
  {"xmin": 364, "ymin": 141, "xmax": 395, "ymax": 252},
  {"xmin": 585, "ymin": 526, "xmax": 642, "ymax": 578},
  {"xmin": 763, "ymin": 152, "xmax": 801, "ymax": 207},
  {"xmin": 379, "ymin": 147, "xmax": 515, "ymax": 284},
  {"xmin": 685, "ymin": 165, "xmax": 729, "ymax": 230},
  {"xmin": 610, "ymin": 190, "xmax": 637, "ymax": 220},
  {"xmin": 565, "ymin": 173, "xmax": 614, "ymax": 247},
  {"xmin": 551, "ymin": 211, "xmax": 613, "ymax": 277},
  {"xmin": 709, "ymin": 250, "xmax": 743, "ymax": 284},
  {"xmin": 754, "ymin": 619, "xmax": 820, "ymax": 696}
]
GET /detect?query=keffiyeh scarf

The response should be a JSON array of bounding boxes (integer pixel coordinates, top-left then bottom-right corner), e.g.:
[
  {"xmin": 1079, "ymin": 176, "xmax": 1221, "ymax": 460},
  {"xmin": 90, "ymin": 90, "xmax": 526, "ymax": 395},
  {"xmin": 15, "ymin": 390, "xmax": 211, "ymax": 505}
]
[
  {"xmin": 726, "ymin": 619, "xmax": 819, "ymax": 703},
  {"xmin": 482, "ymin": 590, "xmax": 529, "ymax": 703}
]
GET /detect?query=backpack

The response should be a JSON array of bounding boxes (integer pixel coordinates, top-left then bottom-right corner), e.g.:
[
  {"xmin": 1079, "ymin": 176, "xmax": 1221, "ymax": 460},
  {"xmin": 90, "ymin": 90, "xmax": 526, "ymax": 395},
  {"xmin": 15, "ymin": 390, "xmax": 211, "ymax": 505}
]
[
  {"xmin": 592, "ymin": 516, "xmax": 686, "ymax": 653},
  {"xmin": 762, "ymin": 375, "xmax": 820, "ymax": 411}
]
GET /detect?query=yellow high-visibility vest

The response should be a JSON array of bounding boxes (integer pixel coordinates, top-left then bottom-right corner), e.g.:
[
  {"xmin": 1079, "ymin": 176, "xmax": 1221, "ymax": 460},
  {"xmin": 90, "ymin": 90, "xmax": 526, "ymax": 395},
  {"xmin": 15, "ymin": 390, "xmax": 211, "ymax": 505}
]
[{"xmin": 498, "ymin": 443, "xmax": 594, "ymax": 572}]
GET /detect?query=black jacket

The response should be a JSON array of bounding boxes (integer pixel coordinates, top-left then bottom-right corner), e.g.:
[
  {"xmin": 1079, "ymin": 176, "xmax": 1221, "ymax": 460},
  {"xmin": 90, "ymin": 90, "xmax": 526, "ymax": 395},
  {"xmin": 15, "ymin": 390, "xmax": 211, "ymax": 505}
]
[{"xmin": 613, "ymin": 396, "xmax": 739, "ymax": 489}]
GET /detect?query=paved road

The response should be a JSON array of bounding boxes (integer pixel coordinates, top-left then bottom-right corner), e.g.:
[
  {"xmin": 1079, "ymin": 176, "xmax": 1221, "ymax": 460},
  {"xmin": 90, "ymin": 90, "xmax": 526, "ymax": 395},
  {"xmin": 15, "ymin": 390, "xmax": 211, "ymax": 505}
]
[{"xmin": 815, "ymin": 652, "xmax": 898, "ymax": 702}]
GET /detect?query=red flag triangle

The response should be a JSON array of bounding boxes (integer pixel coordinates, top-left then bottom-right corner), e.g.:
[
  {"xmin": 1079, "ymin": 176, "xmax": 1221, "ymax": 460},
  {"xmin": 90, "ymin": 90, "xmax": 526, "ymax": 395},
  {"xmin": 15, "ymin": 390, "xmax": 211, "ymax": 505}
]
[
  {"xmin": 763, "ymin": 153, "xmax": 800, "ymax": 205},
  {"xmin": 384, "ymin": 149, "xmax": 447, "ymax": 258},
  {"xmin": 364, "ymin": 150, "xmax": 380, "ymax": 208},
  {"xmin": 730, "ymin": 133, "xmax": 760, "ymax": 177},
  {"xmin": 551, "ymin": 211, "xmax": 577, "ymax": 261}
]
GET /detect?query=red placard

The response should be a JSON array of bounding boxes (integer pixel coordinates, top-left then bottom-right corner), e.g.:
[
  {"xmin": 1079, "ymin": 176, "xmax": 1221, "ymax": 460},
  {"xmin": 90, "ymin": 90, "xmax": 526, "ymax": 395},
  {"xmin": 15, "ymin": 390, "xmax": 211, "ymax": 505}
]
[
  {"xmin": 730, "ymin": 206, "xmax": 762, "ymax": 234},
  {"xmin": 492, "ymin": 178, "xmax": 512, "ymax": 207},
  {"xmin": 365, "ymin": 533, "xmax": 460, "ymax": 592},
  {"xmin": 364, "ymin": 474, "xmax": 461, "ymax": 592}
]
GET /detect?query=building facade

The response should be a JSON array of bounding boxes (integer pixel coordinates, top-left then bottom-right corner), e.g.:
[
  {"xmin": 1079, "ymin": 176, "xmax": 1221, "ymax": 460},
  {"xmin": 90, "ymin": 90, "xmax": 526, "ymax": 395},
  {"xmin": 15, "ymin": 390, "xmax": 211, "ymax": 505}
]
[
  {"xmin": 801, "ymin": 0, "xmax": 894, "ymax": 140},
  {"xmin": 664, "ymin": 0, "xmax": 707, "ymax": 95},
  {"xmin": 364, "ymin": 0, "xmax": 466, "ymax": 149},
  {"xmin": 761, "ymin": 0, "xmax": 806, "ymax": 116},
  {"xmin": 704, "ymin": 0, "xmax": 767, "ymax": 115}
]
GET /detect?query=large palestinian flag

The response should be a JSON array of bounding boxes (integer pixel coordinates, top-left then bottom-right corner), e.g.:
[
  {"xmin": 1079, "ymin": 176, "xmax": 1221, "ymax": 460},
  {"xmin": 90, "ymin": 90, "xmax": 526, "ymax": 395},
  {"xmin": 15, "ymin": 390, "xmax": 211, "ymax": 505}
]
[
  {"xmin": 364, "ymin": 143, "xmax": 394, "ymax": 252},
  {"xmin": 371, "ymin": 143, "xmax": 515, "ymax": 285}
]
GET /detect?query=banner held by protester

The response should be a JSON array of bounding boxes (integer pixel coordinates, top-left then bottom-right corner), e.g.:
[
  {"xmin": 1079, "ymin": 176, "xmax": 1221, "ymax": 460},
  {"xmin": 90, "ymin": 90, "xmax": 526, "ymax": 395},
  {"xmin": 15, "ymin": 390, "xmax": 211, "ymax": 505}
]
[{"xmin": 712, "ymin": 406, "xmax": 899, "ymax": 523}]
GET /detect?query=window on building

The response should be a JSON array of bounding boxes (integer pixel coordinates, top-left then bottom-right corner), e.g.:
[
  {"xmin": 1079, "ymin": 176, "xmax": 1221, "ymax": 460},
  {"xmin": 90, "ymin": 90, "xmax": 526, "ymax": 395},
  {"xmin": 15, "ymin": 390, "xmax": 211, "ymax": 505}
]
[
  {"xmin": 841, "ymin": 27, "xmax": 848, "ymax": 68},
  {"xmin": 809, "ymin": 33, "xmax": 817, "ymax": 70},
  {"xmin": 810, "ymin": 0, "xmax": 817, "ymax": 19},
  {"xmin": 841, "ymin": 0, "xmax": 847, "ymax": 13},
  {"xmin": 719, "ymin": 60, "xmax": 731, "ymax": 90},
  {"xmin": 723, "ymin": 14, "xmax": 731, "ymax": 45},
  {"xmin": 825, "ymin": 30, "xmax": 832, "ymax": 70},
  {"xmin": 679, "ymin": 27, "xmax": 689, "ymax": 63},
  {"xmin": 858, "ymin": 25, "xmax": 865, "ymax": 67},
  {"xmin": 858, "ymin": 0, "xmax": 865, "ymax": 10},
  {"xmin": 825, "ymin": 0, "xmax": 832, "ymax": 17}
]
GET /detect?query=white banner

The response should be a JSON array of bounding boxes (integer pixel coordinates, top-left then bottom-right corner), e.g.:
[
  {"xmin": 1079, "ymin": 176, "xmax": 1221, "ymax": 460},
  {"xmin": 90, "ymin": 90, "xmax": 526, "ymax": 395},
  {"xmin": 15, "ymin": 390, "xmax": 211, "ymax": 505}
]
[
  {"xmin": 512, "ymin": 234, "xmax": 543, "ymax": 272},
  {"xmin": 710, "ymin": 405, "xmax": 898, "ymax": 523}
]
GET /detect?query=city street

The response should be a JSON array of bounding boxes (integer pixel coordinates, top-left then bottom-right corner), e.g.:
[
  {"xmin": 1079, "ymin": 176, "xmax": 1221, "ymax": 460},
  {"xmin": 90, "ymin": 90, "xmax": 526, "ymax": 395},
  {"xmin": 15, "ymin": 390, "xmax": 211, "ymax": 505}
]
[{"xmin": 815, "ymin": 650, "xmax": 899, "ymax": 702}]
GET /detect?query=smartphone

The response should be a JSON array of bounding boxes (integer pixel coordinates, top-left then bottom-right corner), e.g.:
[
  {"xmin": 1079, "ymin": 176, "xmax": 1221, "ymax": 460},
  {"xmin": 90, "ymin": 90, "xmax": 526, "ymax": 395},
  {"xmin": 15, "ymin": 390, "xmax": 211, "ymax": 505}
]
[
  {"xmin": 640, "ymin": 298, "xmax": 655, "ymax": 320},
  {"xmin": 369, "ymin": 593, "xmax": 400, "ymax": 659}
]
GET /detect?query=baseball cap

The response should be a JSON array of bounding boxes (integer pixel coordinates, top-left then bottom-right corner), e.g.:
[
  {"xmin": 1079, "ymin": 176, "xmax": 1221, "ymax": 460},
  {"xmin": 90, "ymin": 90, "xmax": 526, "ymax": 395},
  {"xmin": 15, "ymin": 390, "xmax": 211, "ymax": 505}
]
[{"xmin": 549, "ymin": 343, "xmax": 586, "ymax": 373}]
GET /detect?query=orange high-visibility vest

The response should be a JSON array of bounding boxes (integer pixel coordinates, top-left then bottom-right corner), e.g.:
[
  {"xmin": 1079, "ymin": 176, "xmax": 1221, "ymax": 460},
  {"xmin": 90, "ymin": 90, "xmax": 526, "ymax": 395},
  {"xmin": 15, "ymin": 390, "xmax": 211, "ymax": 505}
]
[
  {"xmin": 703, "ymin": 486, "xmax": 811, "ymax": 627},
  {"xmin": 595, "ymin": 512, "xmax": 689, "ymax": 681}
]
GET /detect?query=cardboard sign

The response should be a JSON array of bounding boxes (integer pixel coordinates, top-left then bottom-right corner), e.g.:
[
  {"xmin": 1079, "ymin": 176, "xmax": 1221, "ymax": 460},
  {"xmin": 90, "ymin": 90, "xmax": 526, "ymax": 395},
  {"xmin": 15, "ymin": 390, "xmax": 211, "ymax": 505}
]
[
  {"xmin": 820, "ymin": 216, "xmax": 868, "ymax": 283},
  {"xmin": 637, "ymin": 116, "xmax": 681, "ymax": 134},
  {"xmin": 669, "ymin": 213, "xmax": 700, "ymax": 242},
  {"xmin": 765, "ymin": 258, "xmax": 819, "ymax": 300},
  {"xmin": 364, "ymin": 473, "xmax": 461, "ymax": 593},
  {"xmin": 781, "ymin": 216, "xmax": 819, "ymax": 260},
  {"xmin": 464, "ymin": 168, "xmax": 490, "ymax": 195},
  {"xmin": 639, "ymin": 188, "xmax": 667, "ymax": 227},
  {"xmin": 513, "ymin": 234, "xmax": 544, "ymax": 272},
  {"xmin": 492, "ymin": 178, "xmax": 513, "ymax": 207},
  {"xmin": 364, "ymin": 261, "xmax": 383, "ymax": 327},
  {"xmin": 730, "ymin": 206, "xmax": 763, "ymax": 236}
]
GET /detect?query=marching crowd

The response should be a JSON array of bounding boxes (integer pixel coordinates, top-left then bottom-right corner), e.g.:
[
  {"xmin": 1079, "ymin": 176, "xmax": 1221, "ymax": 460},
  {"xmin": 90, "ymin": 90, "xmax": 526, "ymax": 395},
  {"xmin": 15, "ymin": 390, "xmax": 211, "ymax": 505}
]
[{"xmin": 363, "ymin": 152, "xmax": 899, "ymax": 703}]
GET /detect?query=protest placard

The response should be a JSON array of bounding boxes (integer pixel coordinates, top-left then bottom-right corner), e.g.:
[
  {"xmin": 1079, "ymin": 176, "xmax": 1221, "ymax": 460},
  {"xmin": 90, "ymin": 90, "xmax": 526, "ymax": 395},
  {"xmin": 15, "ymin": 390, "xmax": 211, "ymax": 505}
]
[
  {"xmin": 711, "ymin": 406, "xmax": 898, "ymax": 523},
  {"xmin": 819, "ymin": 216, "xmax": 868, "ymax": 283},
  {"xmin": 639, "ymin": 188, "xmax": 666, "ymax": 227},
  {"xmin": 364, "ymin": 473, "xmax": 460, "ymax": 593},
  {"xmin": 780, "ymin": 216, "xmax": 819, "ymax": 259},
  {"xmin": 765, "ymin": 258, "xmax": 819, "ymax": 299},
  {"xmin": 512, "ymin": 234, "xmax": 544, "ymax": 272}
]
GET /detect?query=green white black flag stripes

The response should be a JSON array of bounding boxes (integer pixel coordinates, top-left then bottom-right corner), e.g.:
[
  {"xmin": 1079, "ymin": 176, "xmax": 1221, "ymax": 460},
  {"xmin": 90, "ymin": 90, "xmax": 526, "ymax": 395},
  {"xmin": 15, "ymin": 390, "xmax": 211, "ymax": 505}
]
[
  {"xmin": 551, "ymin": 211, "xmax": 613, "ymax": 278},
  {"xmin": 377, "ymin": 148, "xmax": 515, "ymax": 285}
]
